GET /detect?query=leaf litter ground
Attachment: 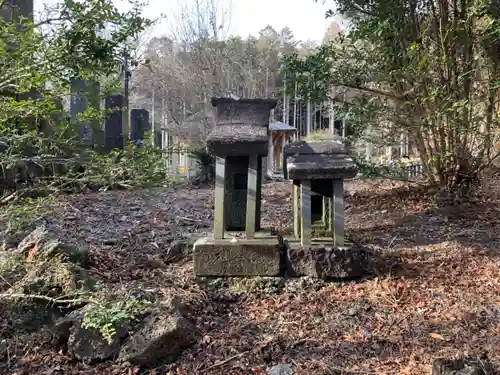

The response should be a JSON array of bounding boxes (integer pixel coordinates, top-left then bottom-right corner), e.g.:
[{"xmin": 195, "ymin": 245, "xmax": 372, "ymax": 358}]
[{"xmin": 3, "ymin": 177, "xmax": 500, "ymax": 375}]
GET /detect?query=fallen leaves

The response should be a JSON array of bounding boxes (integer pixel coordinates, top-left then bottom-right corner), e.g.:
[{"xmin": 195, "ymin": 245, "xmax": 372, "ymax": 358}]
[
  {"xmin": 2, "ymin": 177, "xmax": 500, "ymax": 375},
  {"xmin": 429, "ymin": 332, "xmax": 445, "ymax": 341}
]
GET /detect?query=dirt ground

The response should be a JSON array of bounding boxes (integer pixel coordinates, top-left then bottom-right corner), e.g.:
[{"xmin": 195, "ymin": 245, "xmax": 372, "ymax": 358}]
[{"xmin": 3, "ymin": 176, "xmax": 500, "ymax": 375}]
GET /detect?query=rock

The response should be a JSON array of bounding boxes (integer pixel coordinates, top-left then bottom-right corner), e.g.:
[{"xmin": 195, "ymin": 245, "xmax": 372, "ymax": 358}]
[
  {"xmin": 17, "ymin": 226, "xmax": 89, "ymax": 268},
  {"xmin": 166, "ymin": 234, "xmax": 205, "ymax": 262},
  {"xmin": 268, "ymin": 364, "xmax": 293, "ymax": 375},
  {"xmin": 52, "ymin": 309, "xmax": 83, "ymax": 347},
  {"xmin": 118, "ymin": 297, "xmax": 196, "ymax": 366},
  {"xmin": 5, "ymin": 259, "xmax": 94, "ymax": 333},
  {"xmin": 53, "ymin": 305, "xmax": 128, "ymax": 363},
  {"xmin": 286, "ymin": 246, "xmax": 371, "ymax": 279},
  {"xmin": 1, "ymin": 230, "xmax": 30, "ymax": 251},
  {"xmin": 432, "ymin": 354, "xmax": 494, "ymax": 375},
  {"xmin": 102, "ymin": 239, "xmax": 118, "ymax": 246},
  {"xmin": 130, "ymin": 289, "xmax": 156, "ymax": 303},
  {"xmin": 69, "ymin": 318, "xmax": 127, "ymax": 363},
  {"xmin": 16, "ymin": 259, "xmax": 94, "ymax": 296}
]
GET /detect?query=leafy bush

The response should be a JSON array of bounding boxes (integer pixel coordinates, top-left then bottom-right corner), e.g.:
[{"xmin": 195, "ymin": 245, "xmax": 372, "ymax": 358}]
[
  {"xmin": 82, "ymin": 298, "xmax": 152, "ymax": 344},
  {"xmin": 189, "ymin": 146, "xmax": 214, "ymax": 182}
]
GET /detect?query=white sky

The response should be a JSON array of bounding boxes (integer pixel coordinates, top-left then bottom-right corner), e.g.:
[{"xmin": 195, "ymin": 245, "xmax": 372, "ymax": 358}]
[
  {"xmin": 146, "ymin": 0, "xmax": 334, "ymax": 42},
  {"xmin": 35, "ymin": 0, "xmax": 340, "ymax": 43}
]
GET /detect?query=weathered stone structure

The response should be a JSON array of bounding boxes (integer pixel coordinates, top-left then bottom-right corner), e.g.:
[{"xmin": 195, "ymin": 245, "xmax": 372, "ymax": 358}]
[
  {"xmin": 193, "ymin": 98, "xmax": 281, "ymax": 276},
  {"xmin": 283, "ymin": 137, "xmax": 371, "ymax": 279},
  {"xmin": 193, "ymin": 100, "xmax": 370, "ymax": 280},
  {"xmin": 283, "ymin": 138, "xmax": 357, "ymax": 246}
]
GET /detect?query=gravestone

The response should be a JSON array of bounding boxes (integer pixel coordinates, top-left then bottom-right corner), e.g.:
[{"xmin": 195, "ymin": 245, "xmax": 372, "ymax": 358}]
[
  {"xmin": 154, "ymin": 131, "xmax": 162, "ymax": 149},
  {"xmin": 104, "ymin": 95, "xmax": 124, "ymax": 152},
  {"xmin": 283, "ymin": 137, "xmax": 372, "ymax": 279},
  {"xmin": 130, "ymin": 109, "xmax": 149, "ymax": 144},
  {"xmin": 70, "ymin": 78, "xmax": 100, "ymax": 146},
  {"xmin": 193, "ymin": 97, "xmax": 279, "ymax": 277}
]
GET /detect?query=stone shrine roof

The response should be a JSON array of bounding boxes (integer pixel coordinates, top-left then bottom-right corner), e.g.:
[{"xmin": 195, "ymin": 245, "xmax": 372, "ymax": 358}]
[
  {"xmin": 283, "ymin": 139, "xmax": 358, "ymax": 180},
  {"xmin": 269, "ymin": 121, "xmax": 296, "ymax": 132},
  {"xmin": 207, "ymin": 97, "xmax": 277, "ymax": 157}
]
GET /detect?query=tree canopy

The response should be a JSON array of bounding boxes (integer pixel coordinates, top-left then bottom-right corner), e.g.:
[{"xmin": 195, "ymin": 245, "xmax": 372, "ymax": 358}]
[{"xmin": 283, "ymin": 0, "xmax": 500, "ymax": 193}]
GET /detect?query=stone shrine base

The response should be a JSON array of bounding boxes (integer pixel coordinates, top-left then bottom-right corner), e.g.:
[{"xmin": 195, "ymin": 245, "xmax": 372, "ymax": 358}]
[{"xmin": 193, "ymin": 233, "xmax": 372, "ymax": 279}]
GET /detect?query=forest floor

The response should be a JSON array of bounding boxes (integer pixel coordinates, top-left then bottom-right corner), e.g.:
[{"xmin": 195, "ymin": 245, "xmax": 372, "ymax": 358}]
[{"xmin": 3, "ymin": 175, "xmax": 500, "ymax": 375}]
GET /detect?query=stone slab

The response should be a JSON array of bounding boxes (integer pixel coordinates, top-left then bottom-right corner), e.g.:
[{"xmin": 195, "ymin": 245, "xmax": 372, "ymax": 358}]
[
  {"xmin": 207, "ymin": 136, "xmax": 268, "ymax": 157},
  {"xmin": 284, "ymin": 140, "xmax": 346, "ymax": 155},
  {"xmin": 211, "ymin": 97, "xmax": 277, "ymax": 125},
  {"xmin": 286, "ymin": 244, "xmax": 372, "ymax": 280},
  {"xmin": 193, "ymin": 237, "xmax": 281, "ymax": 276},
  {"xmin": 285, "ymin": 155, "xmax": 358, "ymax": 180}
]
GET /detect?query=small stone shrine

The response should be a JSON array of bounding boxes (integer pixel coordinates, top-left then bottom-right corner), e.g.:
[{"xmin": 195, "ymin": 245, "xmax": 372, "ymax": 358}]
[
  {"xmin": 283, "ymin": 136, "xmax": 370, "ymax": 279},
  {"xmin": 193, "ymin": 97, "xmax": 281, "ymax": 277},
  {"xmin": 193, "ymin": 101, "xmax": 370, "ymax": 280}
]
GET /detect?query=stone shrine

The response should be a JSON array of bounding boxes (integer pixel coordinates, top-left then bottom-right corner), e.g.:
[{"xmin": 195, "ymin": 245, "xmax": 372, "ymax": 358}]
[
  {"xmin": 193, "ymin": 100, "xmax": 370, "ymax": 279},
  {"xmin": 283, "ymin": 137, "xmax": 370, "ymax": 279},
  {"xmin": 193, "ymin": 97, "xmax": 281, "ymax": 276}
]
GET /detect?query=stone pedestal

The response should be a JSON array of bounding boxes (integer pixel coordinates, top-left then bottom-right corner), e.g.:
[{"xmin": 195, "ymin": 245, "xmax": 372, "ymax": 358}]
[
  {"xmin": 193, "ymin": 235, "xmax": 372, "ymax": 279},
  {"xmin": 193, "ymin": 235, "xmax": 281, "ymax": 277}
]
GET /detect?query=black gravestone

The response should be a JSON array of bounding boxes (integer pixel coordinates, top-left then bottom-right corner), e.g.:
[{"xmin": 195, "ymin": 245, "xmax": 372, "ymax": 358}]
[
  {"xmin": 130, "ymin": 109, "xmax": 149, "ymax": 143},
  {"xmin": 104, "ymin": 95, "xmax": 124, "ymax": 151}
]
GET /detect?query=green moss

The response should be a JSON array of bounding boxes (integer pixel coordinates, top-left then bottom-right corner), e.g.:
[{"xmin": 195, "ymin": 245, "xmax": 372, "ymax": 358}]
[
  {"xmin": 16, "ymin": 257, "xmax": 93, "ymax": 295},
  {"xmin": 0, "ymin": 251, "xmax": 26, "ymax": 291}
]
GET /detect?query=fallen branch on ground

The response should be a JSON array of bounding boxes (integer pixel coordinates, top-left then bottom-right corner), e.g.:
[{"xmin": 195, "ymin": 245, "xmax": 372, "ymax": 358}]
[{"xmin": 0, "ymin": 293, "xmax": 92, "ymax": 306}]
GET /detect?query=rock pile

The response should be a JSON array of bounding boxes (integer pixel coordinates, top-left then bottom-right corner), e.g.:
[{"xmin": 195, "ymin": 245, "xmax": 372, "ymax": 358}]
[{"xmin": 0, "ymin": 226, "xmax": 196, "ymax": 366}]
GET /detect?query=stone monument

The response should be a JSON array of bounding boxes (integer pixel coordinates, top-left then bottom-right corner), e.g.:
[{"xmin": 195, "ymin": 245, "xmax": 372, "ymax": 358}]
[
  {"xmin": 193, "ymin": 97, "xmax": 281, "ymax": 277},
  {"xmin": 130, "ymin": 109, "xmax": 149, "ymax": 145},
  {"xmin": 70, "ymin": 78, "xmax": 100, "ymax": 146},
  {"xmin": 283, "ymin": 136, "xmax": 370, "ymax": 279},
  {"xmin": 104, "ymin": 94, "xmax": 124, "ymax": 152}
]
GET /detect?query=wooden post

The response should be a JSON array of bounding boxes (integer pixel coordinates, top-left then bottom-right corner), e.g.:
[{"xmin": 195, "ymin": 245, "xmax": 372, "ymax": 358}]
[
  {"xmin": 245, "ymin": 155, "xmax": 258, "ymax": 239},
  {"xmin": 300, "ymin": 180, "xmax": 312, "ymax": 246},
  {"xmin": 293, "ymin": 182, "xmax": 300, "ymax": 240},
  {"xmin": 213, "ymin": 157, "xmax": 226, "ymax": 240},
  {"xmin": 332, "ymin": 179, "xmax": 345, "ymax": 247}
]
